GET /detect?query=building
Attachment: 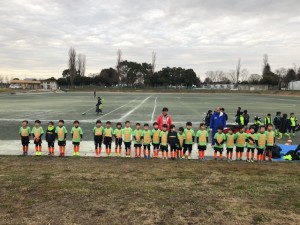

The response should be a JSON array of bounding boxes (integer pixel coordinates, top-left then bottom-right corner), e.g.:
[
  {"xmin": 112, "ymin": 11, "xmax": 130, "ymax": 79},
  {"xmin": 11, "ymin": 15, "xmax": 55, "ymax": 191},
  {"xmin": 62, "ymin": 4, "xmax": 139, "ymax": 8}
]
[
  {"xmin": 41, "ymin": 79, "xmax": 58, "ymax": 90},
  {"xmin": 288, "ymin": 81, "xmax": 300, "ymax": 90},
  {"xmin": 10, "ymin": 79, "xmax": 41, "ymax": 89}
]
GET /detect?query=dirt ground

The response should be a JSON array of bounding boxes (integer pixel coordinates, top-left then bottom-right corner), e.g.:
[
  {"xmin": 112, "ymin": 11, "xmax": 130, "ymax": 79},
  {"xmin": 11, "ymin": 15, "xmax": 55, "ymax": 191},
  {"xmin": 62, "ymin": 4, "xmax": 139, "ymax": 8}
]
[{"xmin": 0, "ymin": 156, "xmax": 299, "ymax": 225}]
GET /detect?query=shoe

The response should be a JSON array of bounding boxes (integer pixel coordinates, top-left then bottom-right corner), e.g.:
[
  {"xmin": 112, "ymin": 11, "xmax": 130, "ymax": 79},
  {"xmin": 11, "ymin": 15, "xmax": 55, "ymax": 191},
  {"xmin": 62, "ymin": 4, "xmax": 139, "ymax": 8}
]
[
  {"xmin": 239, "ymin": 158, "xmax": 243, "ymax": 161},
  {"xmin": 125, "ymin": 155, "xmax": 130, "ymax": 158},
  {"xmin": 148, "ymin": 156, "xmax": 151, "ymax": 159},
  {"xmin": 247, "ymin": 159, "xmax": 250, "ymax": 162},
  {"xmin": 48, "ymin": 153, "xmax": 51, "ymax": 156},
  {"xmin": 214, "ymin": 158, "xmax": 217, "ymax": 160},
  {"xmin": 250, "ymin": 159, "xmax": 254, "ymax": 163},
  {"xmin": 35, "ymin": 152, "xmax": 40, "ymax": 156},
  {"xmin": 188, "ymin": 156, "xmax": 192, "ymax": 160},
  {"xmin": 182, "ymin": 156, "xmax": 186, "ymax": 159}
]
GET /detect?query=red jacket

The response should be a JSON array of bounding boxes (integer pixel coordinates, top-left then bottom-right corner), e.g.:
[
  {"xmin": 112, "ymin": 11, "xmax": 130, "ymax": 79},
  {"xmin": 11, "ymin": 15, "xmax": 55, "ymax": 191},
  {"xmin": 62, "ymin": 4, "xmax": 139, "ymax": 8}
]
[{"xmin": 157, "ymin": 114, "xmax": 173, "ymax": 130}]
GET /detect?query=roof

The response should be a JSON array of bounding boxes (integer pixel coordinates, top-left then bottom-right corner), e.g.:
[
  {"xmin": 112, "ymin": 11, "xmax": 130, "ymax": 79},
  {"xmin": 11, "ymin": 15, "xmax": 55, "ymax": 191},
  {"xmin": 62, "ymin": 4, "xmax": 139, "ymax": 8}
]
[{"xmin": 10, "ymin": 80, "xmax": 41, "ymax": 84}]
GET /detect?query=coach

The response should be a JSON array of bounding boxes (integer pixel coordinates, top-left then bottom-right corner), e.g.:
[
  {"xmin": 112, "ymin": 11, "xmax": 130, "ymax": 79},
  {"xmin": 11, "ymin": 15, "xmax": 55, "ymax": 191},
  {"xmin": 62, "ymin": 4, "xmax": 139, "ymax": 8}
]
[
  {"xmin": 210, "ymin": 107, "xmax": 226, "ymax": 145},
  {"xmin": 157, "ymin": 107, "xmax": 173, "ymax": 130}
]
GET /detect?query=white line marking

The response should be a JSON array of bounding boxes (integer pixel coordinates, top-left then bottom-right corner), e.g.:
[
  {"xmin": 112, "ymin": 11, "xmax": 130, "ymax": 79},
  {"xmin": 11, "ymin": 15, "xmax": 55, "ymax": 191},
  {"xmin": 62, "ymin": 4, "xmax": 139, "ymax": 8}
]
[
  {"xmin": 119, "ymin": 96, "xmax": 151, "ymax": 121},
  {"xmin": 151, "ymin": 97, "xmax": 157, "ymax": 123},
  {"xmin": 96, "ymin": 97, "xmax": 140, "ymax": 120}
]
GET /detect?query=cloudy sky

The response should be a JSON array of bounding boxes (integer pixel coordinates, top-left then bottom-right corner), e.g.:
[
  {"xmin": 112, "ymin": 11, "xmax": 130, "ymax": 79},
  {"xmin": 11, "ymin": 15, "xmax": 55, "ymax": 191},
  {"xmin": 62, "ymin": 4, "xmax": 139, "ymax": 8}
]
[{"xmin": 0, "ymin": 0, "xmax": 300, "ymax": 80}]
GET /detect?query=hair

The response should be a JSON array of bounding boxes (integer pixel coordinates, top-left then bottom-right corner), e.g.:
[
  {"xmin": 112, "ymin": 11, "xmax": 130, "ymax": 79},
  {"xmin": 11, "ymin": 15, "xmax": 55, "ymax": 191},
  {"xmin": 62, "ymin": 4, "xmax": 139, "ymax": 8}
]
[
  {"xmin": 267, "ymin": 113, "xmax": 271, "ymax": 116},
  {"xmin": 249, "ymin": 125, "xmax": 255, "ymax": 130},
  {"xmin": 186, "ymin": 121, "xmax": 192, "ymax": 126},
  {"xmin": 35, "ymin": 120, "xmax": 41, "ymax": 124},
  {"xmin": 229, "ymin": 127, "xmax": 235, "ymax": 132},
  {"xmin": 106, "ymin": 121, "xmax": 111, "ymax": 125},
  {"xmin": 48, "ymin": 121, "xmax": 54, "ymax": 125},
  {"xmin": 162, "ymin": 124, "xmax": 168, "ymax": 128},
  {"xmin": 116, "ymin": 122, "xmax": 122, "ymax": 126},
  {"xmin": 217, "ymin": 126, "xmax": 223, "ymax": 131},
  {"xmin": 260, "ymin": 125, "xmax": 265, "ymax": 129},
  {"xmin": 136, "ymin": 123, "xmax": 141, "ymax": 126},
  {"xmin": 276, "ymin": 112, "xmax": 281, "ymax": 116},
  {"xmin": 58, "ymin": 120, "xmax": 64, "ymax": 123},
  {"xmin": 220, "ymin": 108, "xmax": 225, "ymax": 111},
  {"xmin": 244, "ymin": 110, "xmax": 248, "ymax": 114},
  {"xmin": 178, "ymin": 127, "xmax": 184, "ymax": 132},
  {"xmin": 239, "ymin": 126, "xmax": 245, "ymax": 130},
  {"xmin": 162, "ymin": 107, "xmax": 168, "ymax": 112},
  {"xmin": 125, "ymin": 120, "xmax": 130, "ymax": 124},
  {"xmin": 267, "ymin": 124, "xmax": 273, "ymax": 127},
  {"xmin": 170, "ymin": 124, "xmax": 175, "ymax": 129},
  {"xmin": 153, "ymin": 122, "xmax": 158, "ymax": 126},
  {"xmin": 200, "ymin": 123, "xmax": 205, "ymax": 127},
  {"xmin": 290, "ymin": 112, "xmax": 295, "ymax": 115},
  {"xmin": 144, "ymin": 123, "xmax": 149, "ymax": 127},
  {"xmin": 96, "ymin": 120, "xmax": 102, "ymax": 124},
  {"xmin": 73, "ymin": 120, "xmax": 79, "ymax": 124},
  {"xmin": 22, "ymin": 120, "xmax": 29, "ymax": 124}
]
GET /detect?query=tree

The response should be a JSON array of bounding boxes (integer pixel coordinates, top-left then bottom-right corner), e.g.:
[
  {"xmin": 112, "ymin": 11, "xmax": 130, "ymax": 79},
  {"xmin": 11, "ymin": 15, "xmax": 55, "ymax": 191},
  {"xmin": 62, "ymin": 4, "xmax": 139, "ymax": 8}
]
[
  {"xmin": 151, "ymin": 51, "xmax": 156, "ymax": 75},
  {"xmin": 116, "ymin": 49, "xmax": 123, "ymax": 84},
  {"xmin": 248, "ymin": 74, "xmax": 262, "ymax": 84},
  {"xmin": 5, "ymin": 76, "xmax": 9, "ymax": 84},
  {"xmin": 98, "ymin": 68, "xmax": 119, "ymax": 86},
  {"xmin": 68, "ymin": 47, "xmax": 77, "ymax": 88},
  {"xmin": 240, "ymin": 69, "xmax": 249, "ymax": 82},
  {"xmin": 275, "ymin": 68, "xmax": 287, "ymax": 89},
  {"xmin": 236, "ymin": 58, "xmax": 241, "ymax": 84},
  {"xmin": 0, "ymin": 75, "xmax": 3, "ymax": 84},
  {"xmin": 261, "ymin": 56, "xmax": 278, "ymax": 85},
  {"xmin": 283, "ymin": 69, "xmax": 296, "ymax": 85},
  {"xmin": 262, "ymin": 54, "xmax": 268, "ymax": 72},
  {"xmin": 227, "ymin": 70, "xmax": 237, "ymax": 83},
  {"xmin": 77, "ymin": 54, "xmax": 86, "ymax": 76}
]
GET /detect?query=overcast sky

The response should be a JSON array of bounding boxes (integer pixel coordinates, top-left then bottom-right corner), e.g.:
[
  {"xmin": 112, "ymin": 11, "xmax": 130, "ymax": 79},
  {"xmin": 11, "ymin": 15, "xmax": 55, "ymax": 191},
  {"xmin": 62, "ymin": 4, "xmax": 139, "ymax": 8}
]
[{"xmin": 1, "ymin": 0, "xmax": 300, "ymax": 80}]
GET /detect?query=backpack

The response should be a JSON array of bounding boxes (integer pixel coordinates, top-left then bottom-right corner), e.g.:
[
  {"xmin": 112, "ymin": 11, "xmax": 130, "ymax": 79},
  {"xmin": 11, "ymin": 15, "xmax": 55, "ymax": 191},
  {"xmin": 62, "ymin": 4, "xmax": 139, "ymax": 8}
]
[
  {"xmin": 285, "ymin": 145, "xmax": 300, "ymax": 160},
  {"xmin": 272, "ymin": 145, "xmax": 282, "ymax": 159}
]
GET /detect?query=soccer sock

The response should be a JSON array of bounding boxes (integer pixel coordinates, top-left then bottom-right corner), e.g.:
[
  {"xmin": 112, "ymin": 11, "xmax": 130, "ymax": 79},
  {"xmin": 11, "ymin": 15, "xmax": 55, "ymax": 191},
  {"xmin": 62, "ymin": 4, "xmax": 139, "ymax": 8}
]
[
  {"xmin": 22, "ymin": 146, "xmax": 26, "ymax": 152},
  {"xmin": 162, "ymin": 151, "xmax": 165, "ymax": 158},
  {"xmin": 214, "ymin": 151, "xmax": 217, "ymax": 159},
  {"xmin": 26, "ymin": 145, "xmax": 29, "ymax": 153},
  {"xmin": 166, "ymin": 152, "xmax": 169, "ymax": 158},
  {"xmin": 230, "ymin": 152, "xmax": 233, "ymax": 159},
  {"xmin": 115, "ymin": 148, "xmax": 118, "ymax": 154},
  {"xmin": 52, "ymin": 147, "xmax": 54, "ymax": 154},
  {"xmin": 48, "ymin": 147, "xmax": 51, "ymax": 154},
  {"xmin": 188, "ymin": 151, "xmax": 191, "ymax": 157},
  {"xmin": 269, "ymin": 152, "xmax": 272, "ymax": 160},
  {"xmin": 198, "ymin": 151, "xmax": 201, "ymax": 159},
  {"xmin": 246, "ymin": 152, "xmax": 249, "ymax": 159},
  {"xmin": 202, "ymin": 151, "xmax": 205, "ymax": 159},
  {"xmin": 263, "ymin": 154, "xmax": 266, "ymax": 161},
  {"xmin": 35, "ymin": 146, "xmax": 38, "ymax": 152},
  {"xmin": 236, "ymin": 152, "xmax": 239, "ymax": 159},
  {"xmin": 148, "ymin": 149, "xmax": 151, "ymax": 157},
  {"xmin": 180, "ymin": 150, "xmax": 183, "ymax": 158},
  {"xmin": 143, "ymin": 149, "xmax": 146, "ymax": 157},
  {"xmin": 226, "ymin": 152, "xmax": 229, "ymax": 159},
  {"xmin": 239, "ymin": 152, "xmax": 243, "ymax": 159},
  {"xmin": 251, "ymin": 152, "xmax": 255, "ymax": 159},
  {"xmin": 135, "ymin": 148, "xmax": 137, "ymax": 157},
  {"xmin": 220, "ymin": 153, "xmax": 223, "ymax": 159}
]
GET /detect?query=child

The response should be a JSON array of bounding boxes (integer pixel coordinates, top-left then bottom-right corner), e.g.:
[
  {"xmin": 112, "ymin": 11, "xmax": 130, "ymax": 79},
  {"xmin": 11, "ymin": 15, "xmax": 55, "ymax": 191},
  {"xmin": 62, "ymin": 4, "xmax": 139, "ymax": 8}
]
[
  {"xmin": 168, "ymin": 124, "xmax": 178, "ymax": 160},
  {"xmin": 273, "ymin": 112, "xmax": 281, "ymax": 136},
  {"xmin": 278, "ymin": 113, "xmax": 290, "ymax": 140},
  {"xmin": 133, "ymin": 123, "xmax": 143, "ymax": 158},
  {"xmin": 93, "ymin": 120, "xmax": 104, "ymax": 157},
  {"xmin": 160, "ymin": 124, "xmax": 169, "ymax": 159},
  {"xmin": 122, "ymin": 121, "xmax": 132, "ymax": 157},
  {"xmin": 55, "ymin": 120, "xmax": 68, "ymax": 157},
  {"xmin": 45, "ymin": 121, "xmax": 56, "ymax": 156},
  {"xmin": 265, "ymin": 124, "xmax": 275, "ymax": 161},
  {"xmin": 288, "ymin": 113, "xmax": 298, "ymax": 137},
  {"xmin": 19, "ymin": 120, "xmax": 30, "ymax": 156},
  {"xmin": 152, "ymin": 122, "xmax": 161, "ymax": 158},
  {"xmin": 264, "ymin": 113, "xmax": 272, "ymax": 127},
  {"xmin": 142, "ymin": 123, "xmax": 152, "ymax": 159},
  {"xmin": 103, "ymin": 121, "xmax": 113, "ymax": 157},
  {"xmin": 256, "ymin": 126, "xmax": 267, "ymax": 161},
  {"xmin": 246, "ymin": 126, "xmax": 257, "ymax": 162},
  {"xmin": 71, "ymin": 120, "xmax": 83, "ymax": 156},
  {"xmin": 113, "ymin": 122, "xmax": 123, "ymax": 157},
  {"xmin": 196, "ymin": 123, "xmax": 208, "ymax": 160},
  {"xmin": 225, "ymin": 128, "xmax": 235, "ymax": 161},
  {"xmin": 213, "ymin": 126, "xmax": 226, "ymax": 160},
  {"xmin": 183, "ymin": 122, "xmax": 195, "ymax": 160},
  {"xmin": 31, "ymin": 120, "xmax": 44, "ymax": 156},
  {"xmin": 177, "ymin": 127, "xmax": 185, "ymax": 159},
  {"xmin": 234, "ymin": 126, "xmax": 247, "ymax": 161}
]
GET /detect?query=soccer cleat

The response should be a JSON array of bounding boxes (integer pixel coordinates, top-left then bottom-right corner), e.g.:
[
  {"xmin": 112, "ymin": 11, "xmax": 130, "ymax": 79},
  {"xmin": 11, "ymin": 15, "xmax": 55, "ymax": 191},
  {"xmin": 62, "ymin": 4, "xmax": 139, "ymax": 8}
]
[
  {"xmin": 188, "ymin": 156, "xmax": 191, "ymax": 160},
  {"xmin": 250, "ymin": 159, "xmax": 254, "ymax": 163},
  {"xmin": 125, "ymin": 155, "xmax": 130, "ymax": 158},
  {"xmin": 182, "ymin": 156, "xmax": 186, "ymax": 159}
]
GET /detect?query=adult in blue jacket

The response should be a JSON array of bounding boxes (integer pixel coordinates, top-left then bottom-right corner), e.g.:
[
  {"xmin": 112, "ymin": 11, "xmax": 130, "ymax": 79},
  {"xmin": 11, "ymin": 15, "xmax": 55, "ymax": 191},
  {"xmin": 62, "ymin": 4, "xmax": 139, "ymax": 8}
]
[{"xmin": 210, "ymin": 107, "xmax": 226, "ymax": 145}]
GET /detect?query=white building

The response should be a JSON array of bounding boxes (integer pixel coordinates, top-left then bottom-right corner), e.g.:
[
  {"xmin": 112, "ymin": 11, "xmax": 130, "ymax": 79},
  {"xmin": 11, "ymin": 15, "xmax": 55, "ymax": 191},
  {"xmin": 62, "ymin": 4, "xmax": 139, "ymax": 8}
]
[
  {"xmin": 42, "ymin": 79, "xmax": 58, "ymax": 90},
  {"xmin": 288, "ymin": 81, "xmax": 300, "ymax": 90}
]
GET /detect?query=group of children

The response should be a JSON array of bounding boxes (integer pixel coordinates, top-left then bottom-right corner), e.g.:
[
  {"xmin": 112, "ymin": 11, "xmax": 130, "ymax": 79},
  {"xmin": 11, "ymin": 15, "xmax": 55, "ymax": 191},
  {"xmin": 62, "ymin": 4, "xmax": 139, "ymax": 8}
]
[{"xmin": 19, "ymin": 119, "xmax": 279, "ymax": 162}]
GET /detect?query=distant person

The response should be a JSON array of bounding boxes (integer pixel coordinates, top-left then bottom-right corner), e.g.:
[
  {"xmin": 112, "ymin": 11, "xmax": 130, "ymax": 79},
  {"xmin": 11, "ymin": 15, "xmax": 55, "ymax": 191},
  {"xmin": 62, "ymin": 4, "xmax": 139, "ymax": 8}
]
[
  {"xmin": 235, "ymin": 107, "xmax": 242, "ymax": 124},
  {"xmin": 94, "ymin": 90, "xmax": 96, "ymax": 98},
  {"xmin": 278, "ymin": 113, "xmax": 290, "ymax": 140},
  {"xmin": 157, "ymin": 107, "xmax": 173, "ymax": 130},
  {"xmin": 204, "ymin": 110, "xmax": 212, "ymax": 128},
  {"xmin": 19, "ymin": 120, "xmax": 31, "ymax": 156},
  {"xmin": 273, "ymin": 112, "xmax": 281, "ymax": 136},
  {"xmin": 210, "ymin": 107, "xmax": 226, "ymax": 145},
  {"xmin": 96, "ymin": 97, "xmax": 103, "ymax": 115},
  {"xmin": 243, "ymin": 110, "xmax": 250, "ymax": 126},
  {"xmin": 264, "ymin": 113, "xmax": 272, "ymax": 127},
  {"xmin": 288, "ymin": 113, "xmax": 298, "ymax": 137},
  {"xmin": 220, "ymin": 108, "xmax": 228, "ymax": 121}
]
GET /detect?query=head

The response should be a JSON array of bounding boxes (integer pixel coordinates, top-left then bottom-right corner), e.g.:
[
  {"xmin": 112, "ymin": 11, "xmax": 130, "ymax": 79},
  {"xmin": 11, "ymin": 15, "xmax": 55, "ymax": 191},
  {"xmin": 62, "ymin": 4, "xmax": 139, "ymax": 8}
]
[
  {"xmin": 276, "ymin": 112, "xmax": 281, "ymax": 116},
  {"xmin": 200, "ymin": 123, "xmax": 206, "ymax": 130},
  {"xmin": 238, "ymin": 107, "xmax": 241, "ymax": 111},
  {"xmin": 267, "ymin": 124, "xmax": 273, "ymax": 131},
  {"xmin": 282, "ymin": 113, "xmax": 288, "ymax": 119},
  {"xmin": 215, "ymin": 107, "xmax": 221, "ymax": 114},
  {"xmin": 244, "ymin": 110, "xmax": 248, "ymax": 114},
  {"xmin": 58, "ymin": 120, "xmax": 64, "ymax": 127},
  {"xmin": 162, "ymin": 124, "xmax": 168, "ymax": 131},
  {"xmin": 48, "ymin": 121, "xmax": 54, "ymax": 127},
  {"xmin": 116, "ymin": 122, "xmax": 122, "ymax": 129},
  {"xmin": 96, "ymin": 120, "xmax": 102, "ymax": 128},
  {"xmin": 267, "ymin": 113, "xmax": 271, "ymax": 118},
  {"xmin": 125, "ymin": 121, "xmax": 130, "ymax": 128},
  {"xmin": 73, "ymin": 120, "xmax": 79, "ymax": 127},
  {"xmin": 208, "ymin": 110, "xmax": 212, "ymax": 115},
  {"xmin": 35, "ymin": 120, "xmax": 41, "ymax": 127},
  {"xmin": 144, "ymin": 123, "xmax": 149, "ymax": 131},
  {"xmin": 228, "ymin": 127, "xmax": 234, "ymax": 134},
  {"xmin": 153, "ymin": 122, "xmax": 158, "ymax": 129},
  {"xmin": 186, "ymin": 122, "xmax": 192, "ymax": 129},
  {"xmin": 162, "ymin": 107, "xmax": 169, "ymax": 116},
  {"xmin": 239, "ymin": 126, "xmax": 245, "ymax": 133},
  {"xmin": 106, "ymin": 121, "xmax": 111, "ymax": 128},
  {"xmin": 22, "ymin": 120, "xmax": 28, "ymax": 127},
  {"xmin": 170, "ymin": 124, "xmax": 176, "ymax": 132},
  {"xmin": 285, "ymin": 139, "xmax": 293, "ymax": 145},
  {"xmin": 249, "ymin": 126, "xmax": 255, "ymax": 134},
  {"xmin": 260, "ymin": 126, "xmax": 265, "ymax": 133},
  {"xmin": 290, "ymin": 113, "xmax": 295, "ymax": 117},
  {"xmin": 220, "ymin": 108, "xmax": 225, "ymax": 112},
  {"xmin": 178, "ymin": 127, "xmax": 184, "ymax": 134},
  {"xmin": 217, "ymin": 126, "xmax": 223, "ymax": 133},
  {"xmin": 136, "ymin": 123, "xmax": 141, "ymax": 130}
]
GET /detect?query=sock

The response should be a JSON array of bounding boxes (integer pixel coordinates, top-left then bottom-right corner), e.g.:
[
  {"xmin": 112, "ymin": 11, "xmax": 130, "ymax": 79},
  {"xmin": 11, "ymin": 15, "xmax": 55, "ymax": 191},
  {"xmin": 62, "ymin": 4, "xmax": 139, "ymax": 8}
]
[
  {"xmin": 198, "ymin": 151, "xmax": 201, "ymax": 159},
  {"xmin": 143, "ymin": 149, "xmax": 146, "ymax": 157},
  {"xmin": 239, "ymin": 152, "xmax": 243, "ymax": 159},
  {"xmin": 148, "ymin": 150, "xmax": 151, "ymax": 157},
  {"xmin": 230, "ymin": 152, "xmax": 233, "ymax": 159},
  {"xmin": 39, "ymin": 146, "xmax": 42, "ymax": 152},
  {"xmin": 108, "ymin": 148, "xmax": 111, "ymax": 155},
  {"xmin": 166, "ymin": 152, "xmax": 169, "ymax": 158},
  {"xmin": 25, "ymin": 146, "xmax": 29, "ymax": 153},
  {"xmin": 52, "ymin": 147, "xmax": 54, "ymax": 154},
  {"xmin": 162, "ymin": 151, "xmax": 165, "ymax": 158},
  {"xmin": 202, "ymin": 151, "xmax": 205, "ymax": 159},
  {"xmin": 22, "ymin": 146, "xmax": 26, "ymax": 152},
  {"xmin": 48, "ymin": 147, "xmax": 51, "ymax": 154},
  {"xmin": 263, "ymin": 154, "xmax": 266, "ymax": 161},
  {"xmin": 251, "ymin": 152, "xmax": 255, "ymax": 159},
  {"xmin": 220, "ymin": 153, "xmax": 223, "ymax": 159},
  {"xmin": 115, "ymin": 148, "xmax": 118, "ymax": 154},
  {"xmin": 226, "ymin": 152, "xmax": 229, "ymax": 159},
  {"xmin": 35, "ymin": 146, "xmax": 38, "ymax": 152},
  {"xmin": 269, "ymin": 152, "xmax": 272, "ymax": 160},
  {"xmin": 214, "ymin": 151, "xmax": 217, "ymax": 159},
  {"xmin": 188, "ymin": 152, "xmax": 191, "ymax": 157},
  {"xmin": 246, "ymin": 152, "xmax": 249, "ymax": 159}
]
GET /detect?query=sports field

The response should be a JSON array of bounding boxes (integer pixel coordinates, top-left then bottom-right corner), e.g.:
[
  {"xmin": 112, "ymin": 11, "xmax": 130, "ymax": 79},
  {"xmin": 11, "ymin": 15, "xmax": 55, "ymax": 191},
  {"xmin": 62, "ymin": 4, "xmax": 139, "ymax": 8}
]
[{"xmin": 0, "ymin": 91, "xmax": 299, "ymax": 142}]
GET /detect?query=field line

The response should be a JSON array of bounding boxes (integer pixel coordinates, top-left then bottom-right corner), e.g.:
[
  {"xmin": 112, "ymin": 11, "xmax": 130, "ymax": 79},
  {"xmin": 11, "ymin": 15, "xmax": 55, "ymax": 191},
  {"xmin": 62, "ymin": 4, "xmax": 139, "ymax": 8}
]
[
  {"xmin": 151, "ymin": 97, "xmax": 157, "ymax": 123},
  {"xmin": 119, "ymin": 96, "xmax": 152, "ymax": 121}
]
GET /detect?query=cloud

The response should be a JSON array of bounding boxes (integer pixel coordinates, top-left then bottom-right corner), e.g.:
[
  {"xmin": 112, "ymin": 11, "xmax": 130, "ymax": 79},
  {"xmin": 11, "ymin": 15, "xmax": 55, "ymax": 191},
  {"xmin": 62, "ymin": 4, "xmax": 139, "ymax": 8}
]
[{"xmin": 0, "ymin": 0, "xmax": 300, "ymax": 79}]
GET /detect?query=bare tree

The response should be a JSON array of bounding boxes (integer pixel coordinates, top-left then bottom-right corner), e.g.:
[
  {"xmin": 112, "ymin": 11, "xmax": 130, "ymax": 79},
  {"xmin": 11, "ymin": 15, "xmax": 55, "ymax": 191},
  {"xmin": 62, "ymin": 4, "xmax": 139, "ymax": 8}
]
[
  {"xmin": 275, "ymin": 67, "xmax": 287, "ymax": 89},
  {"xmin": 5, "ymin": 76, "xmax": 9, "ymax": 84},
  {"xmin": 263, "ymin": 54, "xmax": 268, "ymax": 67},
  {"xmin": 0, "ymin": 75, "xmax": 3, "ymax": 84},
  {"xmin": 205, "ymin": 70, "xmax": 225, "ymax": 83},
  {"xmin": 151, "ymin": 51, "xmax": 156, "ymax": 75},
  {"xmin": 116, "ymin": 49, "xmax": 123, "ymax": 83},
  {"xmin": 68, "ymin": 47, "xmax": 77, "ymax": 88},
  {"xmin": 227, "ymin": 70, "xmax": 237, "ymax": 83},
  {"xmin": 77, "ymin": 54, "xmax": 86, "ymax": 76},
  {"xmin": 236, "ymin": 58, "xmax": 241, "ymax": 84},
  {"xmin": 240, "ymin": 69, "xmax": 249, "ymax": 82},
  {"xmin": 248, "ymin": 74, "xmax": 262, "ymax": 83}
]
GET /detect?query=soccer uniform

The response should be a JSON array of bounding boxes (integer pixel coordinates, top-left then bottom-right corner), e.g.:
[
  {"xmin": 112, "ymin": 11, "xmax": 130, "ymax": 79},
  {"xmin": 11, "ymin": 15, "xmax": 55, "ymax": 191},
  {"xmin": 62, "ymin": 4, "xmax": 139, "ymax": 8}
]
[
  {"xmin": 143, "ymin": 130, "xmax": 152, "ymax": 158},
  {"xmin": 225, "ymin": 133, "xmax": 235, "ymax": 160},
  {"xmin": 114, "ymin": 128, "xmax": 123, "ymax": 156},
  {"xmin": 196, "ymin": 130, "xmax": 208, "ymax": 160},
  {"xmin": 168, "ymin": 131, "xmax": 178, "ymax": 159},
  {"xmin": 235, "ymin": 132, "xmax": 247, "ymax": 160},
  {"xmin": 93, "ymin": 126, "xmax": 104, "ymax": 157},
  {"xmin": 31, "ymin": 126, "xmax": 44, "ymax": 155},
  {"xmin": 256, "ymin": 132, "xmax": 267, "ymax": 161},
  {"xmin": 45, "ymin": 126, "xmax": 56, "ymax": 155},
  {"xmin": 55, "ymin": 126, "xmax": 67, "ymax": 156},
  {"xmin": 177, "ymin": 133, "xmax": 185, "ymax": 158},
  {"xmin": 184, "ymin": 128, "xmax": 195, "ymax": 153},
  {"xmin": 213, "ymin": 132, "xmax": 226, "ymax": 159},
  {"xmin": 265, "ymin": 130, "xmax": 275, "ymax": 160},
  {"xmin": 246, "ymin": 133, "xmax": 257, "ymax": 161},
  {"xmin": 160, "ymin": 130, "xmax": 169, "ymax": 159},
  {"xmin": 288, "ymin": 116, "xmax": 298, "ymax": 136},
  {"xmin": 19, "ymin": 126, "xmax": 30, "ymax": 155},
  {"xmin": 133, "ymin": 129, "xmax": 143, "ymax": 157},
  {"xmin": 103, "ymin": 127, "xmax": 113, "ymax": 156},
  {"xmin": 122, "ymin": 127, "xmax": 132, "ymax": 156},
  {"xmin": 152, "ymin": 128, "xmax": 161, "ymax": 158},
  {"xmin": 71, "ymin": 126, "xmax": 83, "ymax": 156}
]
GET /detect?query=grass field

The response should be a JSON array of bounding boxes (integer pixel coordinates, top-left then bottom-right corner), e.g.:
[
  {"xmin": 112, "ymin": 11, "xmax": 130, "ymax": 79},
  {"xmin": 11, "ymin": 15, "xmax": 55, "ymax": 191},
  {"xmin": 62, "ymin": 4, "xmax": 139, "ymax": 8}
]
[
  {"xmin": 0, "ymin": 91, "xmax": 299, "ymax": 142},
  {"xmin": 0, "ymin": 156, "xmax": 299, "ymax": 225}
]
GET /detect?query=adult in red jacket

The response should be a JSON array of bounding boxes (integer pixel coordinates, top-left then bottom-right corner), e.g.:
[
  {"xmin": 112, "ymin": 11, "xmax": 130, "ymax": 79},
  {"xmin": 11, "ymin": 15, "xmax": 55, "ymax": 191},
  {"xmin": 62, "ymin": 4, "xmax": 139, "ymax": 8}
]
[{"xmin": 157, "ymin": 107, "xmax": 173, "ymax": 130}]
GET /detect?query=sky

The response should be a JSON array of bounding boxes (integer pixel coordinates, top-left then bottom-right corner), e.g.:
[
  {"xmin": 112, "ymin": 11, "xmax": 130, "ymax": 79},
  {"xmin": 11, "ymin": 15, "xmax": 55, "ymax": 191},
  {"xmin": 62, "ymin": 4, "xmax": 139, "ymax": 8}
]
[{"xmin": 0, "ymin": 0, "xmax": 300, "ymax": 80}]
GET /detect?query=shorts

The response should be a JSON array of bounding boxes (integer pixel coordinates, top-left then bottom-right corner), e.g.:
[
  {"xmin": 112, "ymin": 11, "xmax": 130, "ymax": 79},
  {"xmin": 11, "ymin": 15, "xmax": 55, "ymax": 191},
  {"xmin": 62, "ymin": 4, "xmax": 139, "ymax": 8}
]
[
  {"xmin": 247, "ymin": 148, "xmax": 255, "ymax": 153},
  {"xmin": 170, "ymin": 145, "xmax": 177, "ymax": 152},
  {"xmin": 94, "ymin": 135, "xmax": 103, "ymax": 145},
  {"xmin": 104, "ymin": 137, "xmax": 112, "ymax": 147},
  {"xmin": 143, "ymin": 144, "xmax": 151, "ymax": 150},
  {"xmin": 47, "ymin": 142, "xmax": 55, "ymax": 148},
  {"xmin": 177, "ymin": 145, "xmax": 183, "ymax": 150},
  {"xmin": 34, "ymin": 138, "xmax": 42, "ymax": 146},
  {"xmin": 184, "ymin": 144, "xmax": 193, "ymax": 152},
  {"xmin": 236, "ymin": 147, "xmax": 245, "ymax": 152},
  {"xmin": 134, "ymin": 144, "xmax": 142, "ymax": 148},
  {"xmin": 115, "ymin": 138, "xmax": 122, "ymax": 147},
  {"xmin": 152, "ymin": 143, "xmax": 160, "ymax": 150},
  {"xmin": 73, "ymin": 142, "xmax": 80, "ymax": 146},
  {"xmin": 58, "ymin": 140, "xmax": 66, "ymax": 146},
  {"xmin": 257, "ymin": 148, "xmax": 264, "ymax": 155},
  {"xmin": 198, "ymin": 145, "xmax": 206, "ymax": 151},
  {"xmin": 214, "ymin": 147, "xmax": 223, "ymax": 152},
  {"xmin": 161, "ymin": 145, "xmax": 168, "ymax": 152},
  {"xmin": 226, "ymin": 148, "xmax": 233, "ymax": 153},
  {"xmin": 124, "ymin": 142, "xmax": 131, "ymax": 151},
  {"xmin": 21, "ymin": 136, "xmax": 30, "ymax": 146}
]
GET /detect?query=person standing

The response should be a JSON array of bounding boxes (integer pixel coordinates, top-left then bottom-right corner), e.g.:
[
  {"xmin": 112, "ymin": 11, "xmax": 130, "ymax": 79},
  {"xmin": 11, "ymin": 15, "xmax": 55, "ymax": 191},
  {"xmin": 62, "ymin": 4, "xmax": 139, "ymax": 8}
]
[
  {"xmin": 96, "ymin": 97, "xmax": 103, "ymax": 115},
  {"xmin": 204, "ymin": 110, "xmax": 212, "ymax": 128},
  {"xmin": 210, "ymin": 107, "xmax": 226, "ymax": 146},
  {"xmin": 157, "ymin": 107, "xmax": 173, "ymax": 130}
]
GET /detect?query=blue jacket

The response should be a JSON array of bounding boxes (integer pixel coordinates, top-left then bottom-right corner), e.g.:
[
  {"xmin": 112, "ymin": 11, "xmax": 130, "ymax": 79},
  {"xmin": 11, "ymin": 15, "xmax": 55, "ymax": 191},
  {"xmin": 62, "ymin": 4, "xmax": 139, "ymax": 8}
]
[{"xmin": 210, "ymin": 112, "xmax": 226, "ymax": 131}]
